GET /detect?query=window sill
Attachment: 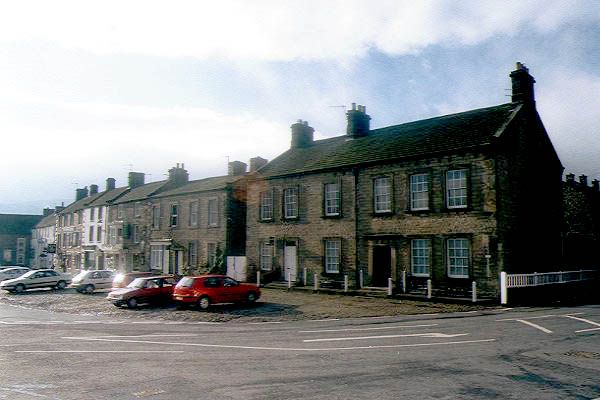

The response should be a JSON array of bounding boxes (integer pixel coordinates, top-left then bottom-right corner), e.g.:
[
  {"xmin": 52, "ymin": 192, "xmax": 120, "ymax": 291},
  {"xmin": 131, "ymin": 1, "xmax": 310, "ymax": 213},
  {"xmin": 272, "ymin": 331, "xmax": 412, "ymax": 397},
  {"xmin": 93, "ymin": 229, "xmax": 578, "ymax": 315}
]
[
  {"xmin": 321, "ymin": 214, "xmax": 342, "ymax": 219},
  {"xmin": 281, "ymin": 217, "xmax": 299, "ymax": 222},
  {"xmin": 372, "ymin": 211, "xmax": 395, "ymax": 217}
]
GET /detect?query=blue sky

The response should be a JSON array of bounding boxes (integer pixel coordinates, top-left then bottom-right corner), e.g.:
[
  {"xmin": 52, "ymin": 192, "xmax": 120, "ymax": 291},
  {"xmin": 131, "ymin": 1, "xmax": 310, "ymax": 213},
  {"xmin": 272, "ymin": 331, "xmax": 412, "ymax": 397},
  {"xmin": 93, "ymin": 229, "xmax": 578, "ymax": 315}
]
[{"xmin": 1, "ymin": 1, "xmax": 599, "ymax": 214}]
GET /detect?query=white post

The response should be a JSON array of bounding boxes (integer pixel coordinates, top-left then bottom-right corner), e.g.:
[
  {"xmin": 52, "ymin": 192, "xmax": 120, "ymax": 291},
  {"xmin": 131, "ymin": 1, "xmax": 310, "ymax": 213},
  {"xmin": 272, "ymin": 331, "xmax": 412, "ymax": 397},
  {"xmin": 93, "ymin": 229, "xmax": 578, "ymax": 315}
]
[
  {"xmin": 387, "ymin": 277, "xmax": 393, "ymax": 296},
  {"xmin": 344, "ymin": 275, "xmax": 349, "ymax": 293},
  {"xmin": 359, "ymin": 269, "xmax": 364, "ymax": 289},
  {"xmin": 472, "ymin": 281, "xmax": 477, "ymax": 303},
  {"xmin": 303, "ymin": 267, "xmax": 307, "ymax": 286},
  {"xmin": 287, "ymin": 271, "xmax": 292, "ymax": 289},
  {"xmin": 313, "ymin": 274, "xmax": 318, "ymax": 291},
  {"xmin": 500, "ymin": 271, "xmax": 508, "ymax": 305},
  {"xmin": 257, "ymin": 270, "xmax": 261, "ymax": 287},
  {"xmin": 402, "ymin": 270, "xmax": 407, "ymax": 293},
  {"xmin": 427, "ymin": 279, "xmax": 432, "ymax": 299}
]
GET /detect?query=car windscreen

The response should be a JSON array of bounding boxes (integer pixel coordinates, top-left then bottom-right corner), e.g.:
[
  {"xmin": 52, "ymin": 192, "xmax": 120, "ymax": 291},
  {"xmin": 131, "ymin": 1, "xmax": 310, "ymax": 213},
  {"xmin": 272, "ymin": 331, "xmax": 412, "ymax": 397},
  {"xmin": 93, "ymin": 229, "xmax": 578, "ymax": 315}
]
[
  {"xmin": 127, "ymin": 278, "xmax": 146, "ymax": 288},
  {"xmin": 73, "ymin": 271, "xmax": 88, "ymax": 280},
  {"xmin": 175, "ymin": 277, "xmax": 195, "ymax": 288},
  {"xmin": 20, "ymin": 270, "xmax": 37, "ymax": 278}
]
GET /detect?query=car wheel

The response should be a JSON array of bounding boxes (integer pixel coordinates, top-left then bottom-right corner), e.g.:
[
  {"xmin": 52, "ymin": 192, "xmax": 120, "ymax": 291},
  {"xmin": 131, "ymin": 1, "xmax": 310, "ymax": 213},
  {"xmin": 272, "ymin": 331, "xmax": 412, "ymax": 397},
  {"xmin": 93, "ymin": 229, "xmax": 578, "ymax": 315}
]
[
  {"xmin": 126, "ymin": 298, "xmax": 138, "ymax": 309},
  {"xmin": 84, "ymin": 284, "xmax": 95, "ymax": 294},
  {"xmin": 14, "ymin": 284, "xmax": 25, "ymax": 294},
  {"xmin": 56, "ymin": 281, "xmax": 67, "ymax": 290},
  {"xmin": 197, "ymin": 296, "xmax": 210, "ymax": 310},
  {"xmin": 246, "ymin": 292, "xmax": 257, "ymax": 303}
]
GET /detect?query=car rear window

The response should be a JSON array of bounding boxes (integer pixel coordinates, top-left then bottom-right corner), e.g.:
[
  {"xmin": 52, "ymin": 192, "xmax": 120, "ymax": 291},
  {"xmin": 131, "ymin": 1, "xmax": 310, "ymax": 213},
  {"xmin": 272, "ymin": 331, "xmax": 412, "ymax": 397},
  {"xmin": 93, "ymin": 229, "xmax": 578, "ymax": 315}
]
[{"xmin": 176, "ymin": 277, "xmax": 195, "ymax": 288}]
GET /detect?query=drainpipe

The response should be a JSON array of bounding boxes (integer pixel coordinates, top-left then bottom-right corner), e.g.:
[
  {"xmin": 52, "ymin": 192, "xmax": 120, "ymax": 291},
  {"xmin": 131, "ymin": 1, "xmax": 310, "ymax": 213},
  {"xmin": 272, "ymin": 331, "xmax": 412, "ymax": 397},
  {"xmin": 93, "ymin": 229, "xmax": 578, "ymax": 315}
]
[{"xmin": 353, "ymin": 167, "xmax": 360, "ymax": 288}]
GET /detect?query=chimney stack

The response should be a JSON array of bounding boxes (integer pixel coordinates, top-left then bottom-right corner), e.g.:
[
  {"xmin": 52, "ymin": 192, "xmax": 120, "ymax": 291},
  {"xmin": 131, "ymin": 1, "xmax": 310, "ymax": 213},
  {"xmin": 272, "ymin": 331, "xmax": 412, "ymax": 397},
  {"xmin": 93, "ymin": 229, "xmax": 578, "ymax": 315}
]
[
  {"xmin": 90, "ymin": 184, "xmax": 99, "ymax": 195},
  {"xmin": 592, "ymin": 179, "xmax": 599, "ymax": 192},
  {"xmin": 42, "ymin": 208, "xmax": 55, "ymax": 217},
  {"xmin": 106, "ymin": 178, "xmax": 116, "ymax": 191},
  {"xmin": 55, "ymin": 204, "xmax": 65, "ymax": 213},
  {"xmin": 228, "ymin": 161, "xmax": 247, "ymax": 176},
  {"xmin": 128, "ymin": 172, "xmax": 145, "ymax": 189},
  {"xmin": 249, "ymin": 156, "xmax": 268, "ymax": 172},
  {"xmin": 510, "ymin": 62, "xmax": 536, "ymax": 104},
  {"xmin": 579, "ymin": 174, "xmax": 588, "ymax": 187},
  {"xmin": 291, "ymin": 120, "xmax": 314, "ymax": 149},
  {"xmin": 168, "ymin": 163, "xmax": 189, "ymax": 186},
  {"xmin": 346, "ymin": 103, "xmax": 371, "ymax": 137},
  {"xmin": 75, "ymin": 187, "xmax": 89, "ymax": 201},
  {"xmin": 565, "ymin": 173, "xmax": 575, "ymax": 186}
]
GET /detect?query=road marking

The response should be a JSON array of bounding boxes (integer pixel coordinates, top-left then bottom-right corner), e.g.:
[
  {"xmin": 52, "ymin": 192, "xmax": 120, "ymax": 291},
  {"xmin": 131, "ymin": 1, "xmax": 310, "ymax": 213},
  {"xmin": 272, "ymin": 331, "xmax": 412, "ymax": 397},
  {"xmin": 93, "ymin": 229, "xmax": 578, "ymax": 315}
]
[
  {"xmin": 60, "ymin": 336, "xmax": 496, "ymax": 352},
  {"xmin": 64, "ymin": 334, "xmax": 198, "ymax": 339},
  {"xmin": 248, "ymin": 321, "xmax": 284, "ymax": 325},
  {"xmin": 303, "ymin": 332, "xmax": 469, "ymax": 342},
  {"xmin": 497, "ymin": 312, "xmax": 584, "ymax": 322},
  {"xmin": 310, "ymin": 318, "xmax": 340, "ymax": 322},
  {"xmin": 515, "ymin": 319, "xmax": 553, "ymax": 334},
  {"xmin": 16, "ymin": 350, "xmax": 185, "ymax": 353},
  {"xmin": 576, "ymin": 327, "xmax": 600, "ymax": 333},
  {"xmin": 299, "ymin": 323, "xmax": 438, "ymax": 333},
  {"xmin": 0, "ymin": 386, "xmax": 59, "ymax": 399},
  {"xmin": 564, "ymin": 315, "xmax": 600, "ymax": 332}
]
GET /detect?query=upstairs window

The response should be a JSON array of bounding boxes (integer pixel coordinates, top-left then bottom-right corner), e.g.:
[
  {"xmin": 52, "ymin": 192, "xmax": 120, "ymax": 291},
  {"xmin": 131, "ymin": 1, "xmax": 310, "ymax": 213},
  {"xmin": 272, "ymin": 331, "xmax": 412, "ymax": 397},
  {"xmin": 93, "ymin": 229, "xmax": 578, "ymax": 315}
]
[
  {"xmin": 98, "ymin": 207, "xmax": 103, "ymax": 221},
  {"xmin": 132, "ymin": 225, "xmax": 140, "ymax": 243},
  {"xmin": 97, "ymin": 226, "xmax": 102, "ymax": 243},
  {"xmin": 446, "ymin": 169, "xmax": 468, "ymax": 209},
  {"xmin": 188, "ymin": 241, "xmax": 197, "ymax": 267},
  {"xmin": 324, "ymin": 183, "xmax": 340, "ymax": 216},
  {"xmin": 134, "ymin": 202, "xmax": 142, "ymax": 217},
  {"xmin": 259, "ymin": 241, "xmax": 273, "ymax": 271},
  {"xmin": 88, "ymin": 226, "xmax": 94, "ymax": 243},
  {"xmin": 259, "ymin": 191, "xmax": 273, "ymax": 221},
  {"xmin": 152, "ymin": 205, "xmax": 160, "ymax": 229},
  {"xmin": 170, "ymin": 204, "xmax": 179, "ymax": 227},
  {"xmin": 410, "ymin": 174, "xmax": 429, "ymax": 211},
  {"xmin": 117, "ymin": 205, "xmax": 124, "ymax": 220},
  {"xmin": 207, "ymin": 199, "xmax": 218, "ymax": 227},
  {"xmin": 447, "ymin": 238, "xmax": 470, "ymax": 278},
  {"xmin": 283, "ymin": 188, "xmax": 298, "ymax": 219},
  {"xmin": 374, "ymin": 177, "xmax": 392, "ymax": 213},
  {"xmin": 90, "ymin": 207, "xmax": 95, "ymax": 221},
  {"xmin": 189, "ymin": 201, "xmax": 198, "ymax": 227},
  {"xmin": 411, "ymin": 239, "xmax": 431, "ymax": 276}
]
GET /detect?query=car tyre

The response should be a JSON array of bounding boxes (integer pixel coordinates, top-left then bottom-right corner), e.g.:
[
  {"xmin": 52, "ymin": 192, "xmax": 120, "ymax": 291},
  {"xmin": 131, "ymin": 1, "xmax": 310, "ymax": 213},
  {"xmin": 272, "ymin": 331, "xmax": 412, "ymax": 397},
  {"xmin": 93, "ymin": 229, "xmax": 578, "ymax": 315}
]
[
  {"xmin": 56, "ymin": 281, "xmax": 67, "ymax": 290},
  {"xmin": 246, "ymin": 292, "xmax": 257, "ymax": 303},
  {"xmin": 84, "ymin": 284, "xmax": 95, "ymax": 294},
  {"xmin": 198, "ymin": 296, "xmax": 210, "ymax": 310},
  {"xmin": 14, "ymin": 284, "xmax": 25, "ymax": 294},
  {"xmin": 126, "ymin": 298, "xmax": 138, "ymax": 309}
]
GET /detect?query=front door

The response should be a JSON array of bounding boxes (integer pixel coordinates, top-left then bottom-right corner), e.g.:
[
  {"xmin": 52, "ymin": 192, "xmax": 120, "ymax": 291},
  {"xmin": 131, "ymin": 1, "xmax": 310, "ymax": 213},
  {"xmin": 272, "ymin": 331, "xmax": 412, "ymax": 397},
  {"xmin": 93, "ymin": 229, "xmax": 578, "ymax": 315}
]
[
  {"xmin": 372, "ymin": 245, "xmax": 391, "ymax": 287},
  {"xmin": 172, "ymin": 250, "xmax": 183, "ymax": 275},
  {"xmin": 284, "ymin": 244, "xmax": 297, "ymax": 282}
]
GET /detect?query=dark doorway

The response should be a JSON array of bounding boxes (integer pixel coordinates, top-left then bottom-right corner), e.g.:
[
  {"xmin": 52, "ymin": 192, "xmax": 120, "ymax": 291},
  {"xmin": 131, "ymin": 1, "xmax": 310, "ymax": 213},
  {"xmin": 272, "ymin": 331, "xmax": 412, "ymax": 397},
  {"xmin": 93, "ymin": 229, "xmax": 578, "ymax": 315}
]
[{"xmin": 372, "ymin": 245, "xmax": 391, "ymax": 287}]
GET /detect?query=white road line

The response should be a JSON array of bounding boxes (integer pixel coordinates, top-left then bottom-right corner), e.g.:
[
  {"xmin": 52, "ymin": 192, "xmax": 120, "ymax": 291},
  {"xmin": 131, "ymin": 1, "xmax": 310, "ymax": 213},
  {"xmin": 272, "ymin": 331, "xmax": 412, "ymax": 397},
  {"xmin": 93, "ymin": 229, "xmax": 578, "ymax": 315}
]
[
  {"xmin": 515, "ymin": 319, "xmax": 553, "ymax": 334},
  {"xmin": 299, "ymin": 323, "xmax": 438, "ymax": 333},
  {"xmin": 0, "ymin": 386, "xmax": 57, "ymax": 399},
  {"xmin": 15, "ymin": 350, "xmax": 185, "ymax": 353},
  {"xmin": 248, "ymin": 321, "xmax": 284, "ymax": 325},
  {"xmin": 564, "ymin": 315, "xmax": 600, "ymax": 329},
  {"xmin": 63, "ymin": 334, "xmax": 198, "ymax": 339},
  {"xmin": 576, "ymin": 327, "xmax": 600, "ymax": 333},
  {"xmin": 310, "ymin": 318, "xmax": 340, "ymax": 322},
  {"xmin": 497, "ymin": 312, "xmax": 584, "ymax": 322},
  {"xmin": 303, "ymin": 332, "xmax": 469, "ymax": 342},
  {"xmin": 60, "ymin": 336, "xmax": 495, "ymax": 352}
]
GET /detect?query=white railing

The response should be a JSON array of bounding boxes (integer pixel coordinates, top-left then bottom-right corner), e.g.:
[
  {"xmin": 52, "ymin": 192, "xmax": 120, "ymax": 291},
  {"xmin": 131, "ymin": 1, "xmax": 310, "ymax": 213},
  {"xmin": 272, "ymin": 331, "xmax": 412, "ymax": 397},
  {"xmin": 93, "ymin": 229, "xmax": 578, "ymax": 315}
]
[{"xmin": 500, "ymin": 270, "xmax": 598, "ymax": 304}]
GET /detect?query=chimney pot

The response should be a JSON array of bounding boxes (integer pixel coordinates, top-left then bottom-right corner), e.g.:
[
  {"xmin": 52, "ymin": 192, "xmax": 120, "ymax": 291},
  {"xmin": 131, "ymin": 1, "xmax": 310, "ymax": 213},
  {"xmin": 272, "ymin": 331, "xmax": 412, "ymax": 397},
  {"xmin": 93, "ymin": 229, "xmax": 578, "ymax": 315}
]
[
  {"xmin": 291, "ymin": 120, "xmax": 314, "ymax": 149},
  {"xmin": 592, "ymin": 179, "xmax": 599, "ymax": 192},
  {"xmin": 579, "ymin": 174, "xmax": 588, "ymax": 187},
  {"xmin": 510, "ymin": 62, "xmax": 536, "ymax": 104},
  {"xmin": 106, "ymin": 178, "xmax": 116, "ymax": 191},
  {"xmin": 128, "ymin": 172, "xmax": 145, "ymax": 189},
  {"xmin": 228, "ymin": 161, "xmax": 247, "ymax": 176},
  {"xmin": 249, "ymin": 156, "xmax": 268, "ymax": 172},
  {"xmin": 346, "ymin": 102, "xmax": 371, "ymax": 138},
  {"xmin": 90, "ymin": 184, "xmax": 99, "ymax": 195}
]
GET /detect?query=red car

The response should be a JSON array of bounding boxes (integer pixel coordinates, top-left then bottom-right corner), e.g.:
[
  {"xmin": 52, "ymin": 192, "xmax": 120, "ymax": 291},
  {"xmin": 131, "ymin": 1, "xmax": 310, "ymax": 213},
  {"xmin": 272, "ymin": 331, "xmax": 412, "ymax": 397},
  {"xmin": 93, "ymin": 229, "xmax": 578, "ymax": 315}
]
[
  {"xmin": 107, "ymin": 275, "xmax": 178, "ymax": 308},
  {"xmin": 173, "ymin": 275, "xmax": 260, "ymax": 310},
  {"xmin": 112, "ymin": 271, "xmax": 159, "ymax": 289}
]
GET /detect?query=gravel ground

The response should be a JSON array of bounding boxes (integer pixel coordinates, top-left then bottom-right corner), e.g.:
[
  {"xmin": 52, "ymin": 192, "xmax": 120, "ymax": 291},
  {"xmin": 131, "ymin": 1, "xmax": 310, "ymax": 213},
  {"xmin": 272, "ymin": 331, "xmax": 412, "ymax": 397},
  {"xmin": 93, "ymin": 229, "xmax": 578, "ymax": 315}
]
[{"xmin": 0, "ymin": 287, "xmax": 493, "ymax": 323}]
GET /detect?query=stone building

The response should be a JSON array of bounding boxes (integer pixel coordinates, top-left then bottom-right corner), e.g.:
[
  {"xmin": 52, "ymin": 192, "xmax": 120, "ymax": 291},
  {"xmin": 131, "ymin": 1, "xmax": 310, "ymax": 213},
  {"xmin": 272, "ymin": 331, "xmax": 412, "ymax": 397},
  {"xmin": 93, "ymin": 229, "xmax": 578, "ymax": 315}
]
[
  {"xmin": 0, "ymin": 213, "xmax": 42, "ymax": 266},
  {"xmin": 246, "ymin": 63, "xmax": 563, "ymax": 297},
  {"xmin": 31, "ymin": 207, "xmax": 63, "ymax": 269}
]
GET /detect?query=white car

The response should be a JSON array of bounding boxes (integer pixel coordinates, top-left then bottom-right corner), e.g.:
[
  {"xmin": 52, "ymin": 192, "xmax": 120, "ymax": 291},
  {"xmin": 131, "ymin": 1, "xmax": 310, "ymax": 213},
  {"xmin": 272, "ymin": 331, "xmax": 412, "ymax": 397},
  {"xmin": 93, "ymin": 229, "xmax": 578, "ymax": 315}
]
[
  {"xmin": 70, "ymin": 270, "xmax": 115, "ymax": 294},
  {"xmin": 0, "ymin": 269, "xmax": 72, "ymax": 293},
  {"xmin": 0, "ymin": 267, "xmax": 30, "ymax": 282}
]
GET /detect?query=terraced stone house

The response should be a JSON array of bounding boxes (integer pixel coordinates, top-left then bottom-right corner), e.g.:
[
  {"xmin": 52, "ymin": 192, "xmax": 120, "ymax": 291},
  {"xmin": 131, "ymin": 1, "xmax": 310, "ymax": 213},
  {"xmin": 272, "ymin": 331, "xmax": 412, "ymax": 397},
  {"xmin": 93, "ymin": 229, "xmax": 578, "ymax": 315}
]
[{"xmin": 246, "ymin": 63, "xmax": 563, "ymax": 297}]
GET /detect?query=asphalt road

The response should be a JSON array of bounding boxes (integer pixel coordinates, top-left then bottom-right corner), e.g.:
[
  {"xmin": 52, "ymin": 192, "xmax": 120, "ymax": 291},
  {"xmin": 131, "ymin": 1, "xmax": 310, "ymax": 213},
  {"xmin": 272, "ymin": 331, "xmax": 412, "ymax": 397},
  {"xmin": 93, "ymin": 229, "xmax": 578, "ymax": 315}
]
[{"xmin": 1, "ymin": 304, "xmax": 599, "ymax": 400}]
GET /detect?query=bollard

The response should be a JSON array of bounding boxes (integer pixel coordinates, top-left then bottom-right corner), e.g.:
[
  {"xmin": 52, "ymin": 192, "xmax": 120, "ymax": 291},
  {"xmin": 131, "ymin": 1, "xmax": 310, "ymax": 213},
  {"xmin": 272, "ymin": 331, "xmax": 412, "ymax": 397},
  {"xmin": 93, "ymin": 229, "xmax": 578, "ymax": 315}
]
[
  {"xmin": 472, "ymin": 281, "xmax": 477, "ymax": 303},
  {"xmin": 402, "ymin": 270, "xmax": 407, "ymax": 293},
  {"xmin": 287, "ymin": 271, "xmax": 292, "ymax": 289},
  {"xmin": 344, "ymin": 275, "xmax": 349, "ymax": 293},
  {"xmin": 313, "ymin": 274, "xmax": 318, "ymax": 291},
  {"xmin": 387, "ymin": 277, "xmax": 393, "ymax": 296},
  {"xmin": 500, "ymin": 272, "xmax": 508, "ymax": 305},
  {"xmin": 303, "ymin": 268, "xmax": 307, "ymax": 286},
  {"xmin": 427, "ymin": 279, "xmax": 432, "ymax": 299},
  {"xmin": 257, "ymin": 270, "xmax": 261, "ymax": 287},
  {"xmin": 359, "ymin": 269, "xmax": 364, "ymax": 289}
]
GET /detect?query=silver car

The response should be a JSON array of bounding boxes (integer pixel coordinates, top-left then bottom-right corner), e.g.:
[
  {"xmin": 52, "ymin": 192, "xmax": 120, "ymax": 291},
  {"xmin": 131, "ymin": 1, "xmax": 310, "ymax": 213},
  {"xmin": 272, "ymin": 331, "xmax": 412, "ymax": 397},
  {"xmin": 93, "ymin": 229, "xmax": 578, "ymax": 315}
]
[
  {"xmin": 70, "ymin": 269, "xmax": 115, "ymax": 294},
  {"xmin": 0, "ymin": 267, "xmax": 30, "ymax": 282},
  {"xmin": 0, "ymin": 269, "xmax": 72, "ymax": 293}
]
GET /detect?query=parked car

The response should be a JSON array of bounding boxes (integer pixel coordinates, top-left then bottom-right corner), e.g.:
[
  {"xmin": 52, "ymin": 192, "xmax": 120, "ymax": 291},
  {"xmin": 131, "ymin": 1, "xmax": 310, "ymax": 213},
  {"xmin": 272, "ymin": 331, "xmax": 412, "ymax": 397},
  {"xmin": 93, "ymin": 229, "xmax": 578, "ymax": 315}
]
[
  {"xmin": 0, "ymin": 269, "xmax": 72, "ymax": 293},
  {"xmin": 173, "ymin": 275, "xmax": 260, "ymax": 310},
  {"xmin": 112, "ymin": 271, "xmax": 159, "ymax": 289},
  {"xmin": 0, "ymin": 265, "xmax": 29, "ymax": 270},
  {"xmin": 70, "ymin": 269, "xmax": 115, "ymax": 294},
  {"xmin": 0, "ymin": 267, "xmax": 30, "ymax": 282},
  {"xmin": 107, "ymin": 275, "xmax": 178, "ymax": 308}
]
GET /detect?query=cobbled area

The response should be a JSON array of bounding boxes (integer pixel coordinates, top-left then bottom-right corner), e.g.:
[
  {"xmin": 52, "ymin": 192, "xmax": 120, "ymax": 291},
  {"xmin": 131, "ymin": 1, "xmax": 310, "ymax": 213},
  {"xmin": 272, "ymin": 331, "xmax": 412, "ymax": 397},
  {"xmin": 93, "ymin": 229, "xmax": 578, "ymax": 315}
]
[{"xmin": 0, "ymin": 287, "xmax": 491, "ymax": 323}]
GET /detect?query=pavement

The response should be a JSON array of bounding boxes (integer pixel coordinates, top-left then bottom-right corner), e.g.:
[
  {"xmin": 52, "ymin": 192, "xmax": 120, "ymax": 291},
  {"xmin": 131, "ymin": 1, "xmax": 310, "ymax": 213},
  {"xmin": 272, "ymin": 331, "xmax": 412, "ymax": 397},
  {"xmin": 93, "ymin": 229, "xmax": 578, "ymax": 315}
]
[{"xmin": 0, "ymin": 286, "xmax": 489, "ymax": 323}]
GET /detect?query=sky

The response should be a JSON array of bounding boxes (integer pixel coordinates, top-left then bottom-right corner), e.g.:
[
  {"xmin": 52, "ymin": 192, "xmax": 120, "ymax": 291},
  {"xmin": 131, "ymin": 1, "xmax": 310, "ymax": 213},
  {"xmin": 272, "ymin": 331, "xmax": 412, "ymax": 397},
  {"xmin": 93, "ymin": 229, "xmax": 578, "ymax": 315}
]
[{"xmin": 1, "ymin": 0, "xmax": 599, "ymax": 214}]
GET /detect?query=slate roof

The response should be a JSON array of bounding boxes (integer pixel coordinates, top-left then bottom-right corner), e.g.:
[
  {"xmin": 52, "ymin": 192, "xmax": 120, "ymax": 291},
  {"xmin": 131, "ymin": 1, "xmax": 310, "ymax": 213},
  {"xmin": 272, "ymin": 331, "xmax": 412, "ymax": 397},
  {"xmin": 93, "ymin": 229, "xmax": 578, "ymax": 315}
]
[
  {"xmin": 35, "ymin": 213, "xmax": 58, "ymax": 228},
  {"xmin": 259, "ymin": 103, "xmax": 521, "ymax": 178},
  {"xmin": 59, "ymin": 192, "xmax": 106, "ymax": 214},
  {"xmin": 113, "ymin": 181, "xmax": 167, "ymax": 204},
  {"xmin": 0, "ymin": 214, "xmax": 42, "ymax": 234},
  {"xmin": 88, "ymin": 187, "xmax": 130, "ymax": 206},
  {"xmin": 153, "ymin": 175, "xmax": 241, "ymax": 198}
]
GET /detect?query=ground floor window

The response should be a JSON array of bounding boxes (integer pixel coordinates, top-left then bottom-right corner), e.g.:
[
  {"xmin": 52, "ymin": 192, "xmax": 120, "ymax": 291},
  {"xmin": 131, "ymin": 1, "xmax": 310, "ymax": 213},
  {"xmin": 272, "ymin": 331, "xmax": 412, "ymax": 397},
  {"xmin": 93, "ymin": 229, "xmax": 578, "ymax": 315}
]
[
  {"xmin": 411, "ymin": 239, "xmax": 431, "ymax": 276},
  {"xmin": 188, "ymin": 241, "xmax": 197, "ymax": 267},
  {"xmin": 447, "ymin": 238, "xmax": 470, "ymax": 278},
  {"xmin": 150, "ymin": 245, "xmax": 167, "ymax": 272},
  {"xmin": 324, "ymin": 239, "xmax": 341, "ymax": 273},
  {"xmin": 207, "ymin": 243, "xmax": 217, "ymax": 268},
  {"xmin": 259, "ymin": 241, "xmax": 273, "ymax": 271}
]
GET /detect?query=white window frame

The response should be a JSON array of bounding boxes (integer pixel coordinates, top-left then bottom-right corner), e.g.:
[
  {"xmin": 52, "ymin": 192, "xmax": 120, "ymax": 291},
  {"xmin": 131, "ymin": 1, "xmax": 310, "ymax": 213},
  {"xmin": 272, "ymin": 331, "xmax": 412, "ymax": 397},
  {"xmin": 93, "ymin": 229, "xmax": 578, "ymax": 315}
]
[
  {"xmin": 207, "ymin": 199, "xmax": 218, "ymax": 227},
  {"xmin": 207, "ymin": 243, "xmax": 217, "ymax": 267},
  {"xmin": 98, "ymin": 207, "xmax": 103, "ymax": 221},
  {"xmin": 283, "ymin": 187, "xmax": 298, "ymax": 219},
  {"xmin": 374, "ymin": 177, "xmax": 392, "ymax": 213},
  {"xmin": 152, "ymin": 205, "xmax": 161, "ymax": 229},
  {"xmin": 90, "ymin": 207, "xmax": 95, "ymax": 221},
  {"xmin": 150, "ymin": 245, "xmax": 167, "ymax": 271},
  {"xmin": 259, "ymin": 241, "xmax": 273, "ymax": 271},
  {"xmin": 447, "ymin": 238, "xmax": 470, "ymax": 278},
  {"xmin": 259, "ymin": 191, "xmax": 273, "ymax": 221},
  {"xmin": 170, "ymin": 204, "xmax": 179, "ymax": 227},
  {"xmin": 446, "ymin": 169, "xmax": 468, "ymax": 209},
  {"xmin": 189, "ymin": 201, "xmax": 199, "ymax": 227},
  {"xmin": 410, "ymin": 173, "xmax": 429, "ymax": 211},
  {"xmin": 117, "ymin": 205, "xmax": 124, "ymax": 220},
  {"xmin": 96, "ymin": 226, "xmax": 102, "ymax": 243},
  {"xmin": 132, "ymin": 224, "xmax": 140, "ymax": 244},
  {"xmin": 411, "ymin": 239, "xmax": 431, "ymax": 277},
  {"xmin": 324, "ymin": 239, "xmax": 341, "ymax": 273},
  {"xmin": 88, "ymin": 226, "xmax": 94, "ymax": 243},
  {"xmin": 188, "ymin": 241, "xmax": 197, "ymax": 267},
  {"xmin": 134, "ymin": 202, "xmax": 142, "ymax": 218},
  {"xmin": 324, "ymin": 183, "xmax": 340, "ymax": 216}
]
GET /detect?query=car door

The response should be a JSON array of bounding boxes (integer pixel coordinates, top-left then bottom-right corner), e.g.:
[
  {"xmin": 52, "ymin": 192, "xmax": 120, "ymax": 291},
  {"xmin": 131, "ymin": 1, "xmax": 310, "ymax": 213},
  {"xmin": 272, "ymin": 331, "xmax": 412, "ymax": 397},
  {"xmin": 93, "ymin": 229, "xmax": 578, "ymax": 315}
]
[
  {"xmin": 43, "ymin": 270, "xmax": 60, "ymax": 287},
  {"xmin": 143, "ymin": 278, "xmax": 162, "ymax": 303},
  {"xmin": 222, "ymin": 277, "xmax": 243, "ymax": 302},
  {"xmin": 27, "ymin": 271, "xmax": 47, "ymax": 288},
  {"xmin": 98, "ymin": 271, "xmax": 114, "ymax": 289},
  {"xmin": 160, "ymin": 278, "xmax": 176, "ymax": 300}
]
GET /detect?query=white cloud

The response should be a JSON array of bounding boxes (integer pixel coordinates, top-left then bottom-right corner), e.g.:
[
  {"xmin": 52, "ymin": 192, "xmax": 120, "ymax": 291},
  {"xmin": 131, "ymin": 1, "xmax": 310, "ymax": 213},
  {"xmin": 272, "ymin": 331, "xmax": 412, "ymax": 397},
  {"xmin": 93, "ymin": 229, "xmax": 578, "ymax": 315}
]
[{"xmin": 1, "ymin": 1, "xmax": 597, "ymax": 61}]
